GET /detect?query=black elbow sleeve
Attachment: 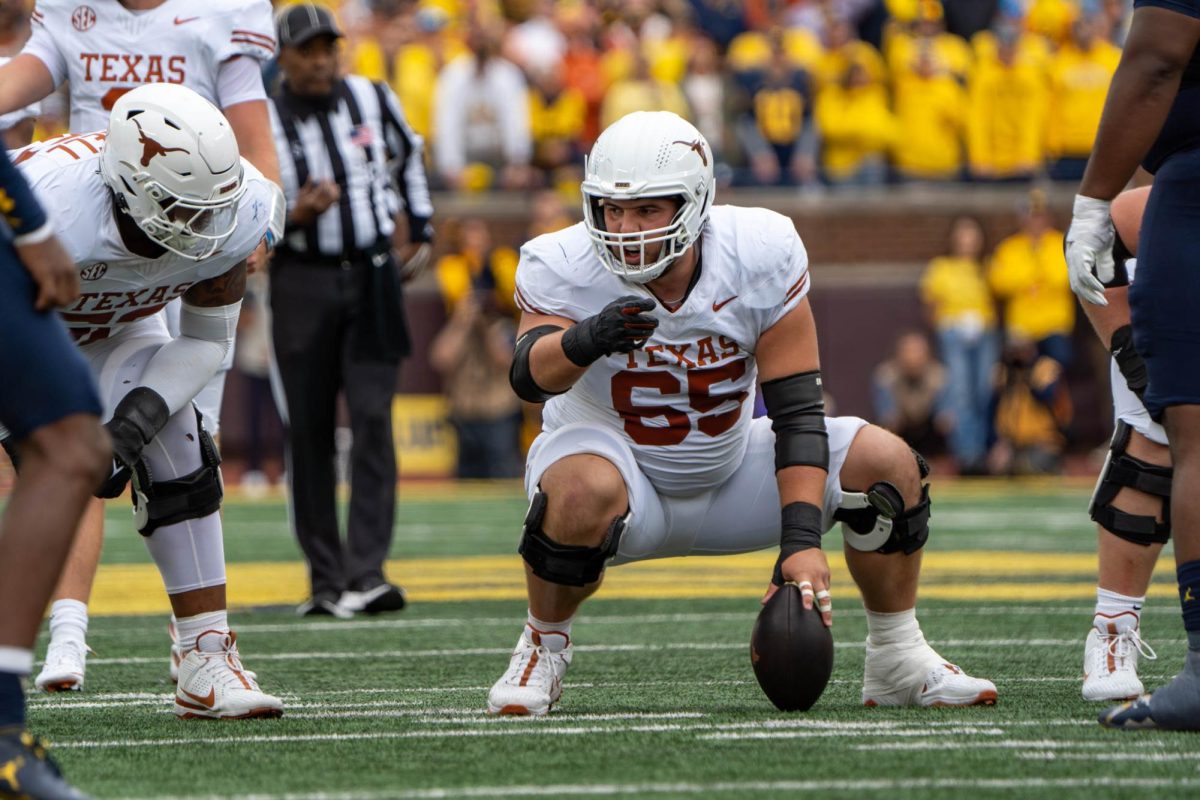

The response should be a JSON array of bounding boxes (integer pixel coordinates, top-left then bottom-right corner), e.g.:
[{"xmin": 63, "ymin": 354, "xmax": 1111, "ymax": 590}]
[
  {"xmin": 761, "ymin": 370, "xmax": 828, "ymax": 472},
  {"xmin": 510, "ymin": 324, "xmax": 566, "ymax": 403}
]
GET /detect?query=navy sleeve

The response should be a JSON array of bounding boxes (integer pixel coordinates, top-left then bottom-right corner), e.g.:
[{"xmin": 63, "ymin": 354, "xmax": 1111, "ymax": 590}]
[
  {"xmin": 1135, "ymin": 0, "xmax": 1200, "ymax": 19},
  {"xmin": 0, "ymin": 148, "xmax": 47, "ymax": 239}
]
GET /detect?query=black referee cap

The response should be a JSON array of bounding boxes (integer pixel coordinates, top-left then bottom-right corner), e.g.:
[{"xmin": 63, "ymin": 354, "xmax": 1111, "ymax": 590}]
[{"xmin": 277, "ymin": 4, "xmax": 344, "ymax": 48}]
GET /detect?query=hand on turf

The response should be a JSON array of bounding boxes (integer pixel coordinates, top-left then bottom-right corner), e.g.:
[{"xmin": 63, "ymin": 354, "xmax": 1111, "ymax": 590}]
[
  {"xmin": 763, "ymin": 549, "xmax": 832, "ymax": 628},
  {"xmin": 1065, "ymin": 194, "xmax": 1114, "ymax": 307}
]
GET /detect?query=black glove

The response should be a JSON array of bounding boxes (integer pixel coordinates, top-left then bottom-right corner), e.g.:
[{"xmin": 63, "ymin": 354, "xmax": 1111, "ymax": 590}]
[
  {"xmin": 561, "ymin": 296, "xmax": 658, "ymax": 367},
  {"xmin": 95, "ymin": 388, "xmax": 170, "ymax": 499},
  {"xmin": 771, "ymin": 501, "xmax": 824, "ymax": 586},
  {"xmin": 1110, "ymin": 325, "xmax": 1147, "ymax": 400}
]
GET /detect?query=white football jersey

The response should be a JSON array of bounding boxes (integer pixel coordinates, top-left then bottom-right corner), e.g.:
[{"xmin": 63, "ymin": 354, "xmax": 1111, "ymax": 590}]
[
  {"xmin": 14, "ymin": 130, "xmax": 272, "ymax": 348},
  {"xmin": 23, "ymin": 0, "xmax": 275, "ymax": 133},
  {"xmin": 516, "ymin": 205, "xmax": 811, "ymax": 497}
]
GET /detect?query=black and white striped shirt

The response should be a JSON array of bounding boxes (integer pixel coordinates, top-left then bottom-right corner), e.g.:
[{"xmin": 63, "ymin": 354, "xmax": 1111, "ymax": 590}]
[{"xmin": 268, "ymin": 74, "xmax": 433, "ymax": 258}]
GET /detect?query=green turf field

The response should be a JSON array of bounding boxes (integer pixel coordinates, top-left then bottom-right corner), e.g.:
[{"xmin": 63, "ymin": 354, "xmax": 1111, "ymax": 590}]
[{"xmin": 25, "ymin": 479, "xmax": 1200, "ymax": 799}]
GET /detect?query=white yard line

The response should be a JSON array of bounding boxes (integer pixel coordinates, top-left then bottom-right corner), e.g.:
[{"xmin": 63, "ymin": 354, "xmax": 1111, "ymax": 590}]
[{"xmin": 121, "ymin": 777, "xmax": 1200, "ymax": 800}]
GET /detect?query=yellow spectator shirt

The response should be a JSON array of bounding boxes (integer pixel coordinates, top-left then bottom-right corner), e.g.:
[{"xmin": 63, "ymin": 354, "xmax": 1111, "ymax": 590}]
[
  {"xmin": 529, "ymin": 86, "xmax": 586, "ymax": 145},
  {"xmin": 351, "ymin": 38, "xmax": 466, "ymax": 139},
  {"xmin": 727, "ymin": 28, "xmax": 823, "ymax": 73},
  {"xmin": 987, "ymin": 230, "xmax": 1074, "ymax": 341},
  {"xmin": 815, "ymin": 41, "xmax": 887, "ymax": 90},
  {"xmin": 886, "ymin": 31, "xmax": 973, "ymax": 85},
  {"xmin": 599, "ymin": 79, "xmax": 690, "ymax": 131},
  {"xmin": 436, "ymin": 248, "xmax": 520, "ymax": 318},
  {"xmin": 967, "ymin": 57, "xmax": 1048, "ymax": 177},
  {"xmin": 920, "ymin": 256, "xmax": 996, "ymax": 329},
  {"xmin": 1045, "ymin": 41, "xmax": 1121, "ymax": 159},
  {"xmin": 892, "ymin": 72, "xmax": 965, "ymax": 178},
  {"xmin": 815, "ymin": 83, "xmax": 897, "ymax": 180}
]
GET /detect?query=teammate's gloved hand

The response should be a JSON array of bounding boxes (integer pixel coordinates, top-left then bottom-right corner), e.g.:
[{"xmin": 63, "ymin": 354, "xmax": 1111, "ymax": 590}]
[
  {"xmin": 561, "ymin": 296, "xmax": 658, "ymax": 366},
  {"xmin": 1065, "ymin": 194, "xmax": 1115, "ymax": 307},
  {"xmin": 95, "ymin": 388, "xmax": 170, "ymax": 499},
  {"xmin": 762, "ymin": 502, "xmax": 832, "ymax": 627}
]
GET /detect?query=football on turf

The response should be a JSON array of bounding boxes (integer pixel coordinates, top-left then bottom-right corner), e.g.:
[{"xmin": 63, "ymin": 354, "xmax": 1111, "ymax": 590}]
[{"xmin": 750, "ymin": 582, "xmax": 834, "ymax": 711}]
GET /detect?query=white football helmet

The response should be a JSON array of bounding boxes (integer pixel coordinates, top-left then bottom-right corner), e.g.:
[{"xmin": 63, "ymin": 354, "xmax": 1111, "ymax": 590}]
[
  {"xmin": 582, "ymin": 111, "xmax": 715, "ymax": 283},
  {"xmin": 101, "ymin": 84, "xmax": 245, "ymax": 260}
]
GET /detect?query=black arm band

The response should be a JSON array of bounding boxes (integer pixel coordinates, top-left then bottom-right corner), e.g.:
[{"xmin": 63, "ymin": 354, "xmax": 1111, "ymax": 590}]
[
  {"xmin": 1111, "ymin": 325, "xmax": 1147, "ymax": 399},
  {"xmin": 510, "ymin": 324, "xmax": 566, "ymax": 403},
  {"xmin": 761, "ymin": 370, "xmax": 829, "ymax": 471},
  {"xmin": 781, "ymin": 501, "xmax": 824, "ymax": 556}
]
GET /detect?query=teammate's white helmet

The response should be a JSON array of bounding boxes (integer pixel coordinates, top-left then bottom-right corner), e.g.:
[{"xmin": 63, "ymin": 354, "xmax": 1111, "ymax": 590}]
[
  {"xmin": 582, "ymin": 111, "xmax": 715, "ymax": 283},
  {"xmin": 101, "ymin": 84, "xmax": 245, "ymax": 260}
]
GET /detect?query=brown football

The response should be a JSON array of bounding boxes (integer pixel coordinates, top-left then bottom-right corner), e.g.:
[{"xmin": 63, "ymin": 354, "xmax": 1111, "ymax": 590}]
[{"xmin": 750, "ymin": 582, "xmax": 834, "ymax": 711}]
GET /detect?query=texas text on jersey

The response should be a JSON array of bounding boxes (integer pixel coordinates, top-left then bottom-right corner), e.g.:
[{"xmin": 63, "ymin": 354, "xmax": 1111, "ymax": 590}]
[
  {"xmin": 515, "ymin": 204, "xmax": 810, "ymax": 496},
  {"xmin": 13, "ymin": 129, "xmax": 272, "ymax": 346},
  {"xmin": 24, "ymin": 0, "xmax": 275, "ymax": 132}
]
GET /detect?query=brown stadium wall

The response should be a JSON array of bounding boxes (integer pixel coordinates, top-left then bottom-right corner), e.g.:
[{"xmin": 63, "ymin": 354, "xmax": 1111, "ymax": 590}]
[{"xmin": 215, "ymin": 185, "xmax": 1113, "ymax": 470}]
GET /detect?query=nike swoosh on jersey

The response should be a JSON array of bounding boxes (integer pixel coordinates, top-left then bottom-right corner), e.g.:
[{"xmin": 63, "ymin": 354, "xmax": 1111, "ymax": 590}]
[
  {"xmin": 712, "ymin": 295, "xmax": 738, "ymax": 312},
  {"xmin": 174, "ymin": 16, "xmax": 200, "ymax": 24}
]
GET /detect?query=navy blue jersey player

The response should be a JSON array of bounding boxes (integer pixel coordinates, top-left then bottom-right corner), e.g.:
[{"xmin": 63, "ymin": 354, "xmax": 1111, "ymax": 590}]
[
  {"xmin": 0, "ymin": 144, "xmax": 110, "ymax": 796},
  {"xmin": 1065, "ymin": 0, "xmax": 1200, "ymax": 731}
]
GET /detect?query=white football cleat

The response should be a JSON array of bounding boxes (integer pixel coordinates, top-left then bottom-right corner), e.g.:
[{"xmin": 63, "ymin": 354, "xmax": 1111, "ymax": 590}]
[
  {"xmin": 1082, "ymin": 619, "xmax": 1156, "ymax": 702},
  {"xmin": 862, "ymin": 637, "xmax": 997, "ymax": 707},
  {"xmin": 173, "ymin": 630, "xmax": 283, "ymax": 720},
  {"xmin": 34, "ymin": 638, "xmax": 92, "ymax": 693},
  {"xmin": 487, "ymin": 628, "xmax": 572, "ymax": 716}
]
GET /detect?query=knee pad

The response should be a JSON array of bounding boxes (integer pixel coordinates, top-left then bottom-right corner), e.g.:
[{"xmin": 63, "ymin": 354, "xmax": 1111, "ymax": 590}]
[
  {"xmin": 518, "ymin": 490, "xmax": 627, "ymax": 587},
  {"xmin": 132, "ymin": 408, "xmax": 224, "ymax": 536},
  {"xmin": 1089, "ymin": 420, "xmax": 1171, "ymax": 546}
]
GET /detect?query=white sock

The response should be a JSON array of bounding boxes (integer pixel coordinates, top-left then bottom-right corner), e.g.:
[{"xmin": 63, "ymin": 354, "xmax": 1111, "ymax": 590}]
[
  {"xmin": 864, "ymin": 608, "xmax": 923, "ymax": 647},
  {"xmin": 1094, "ymin": 587, "xmax": 1144, "ymax": 633},
  {"xmin": 526, "ymin": 611, "xmax": 572, "ymax": 653},
  {"xmin": 48, "ymin": 599, "xmax": 89, "ymax": 646},
  {"xmin": 174, "ymin": 610, "xmax": 228, "ymax": 654}
]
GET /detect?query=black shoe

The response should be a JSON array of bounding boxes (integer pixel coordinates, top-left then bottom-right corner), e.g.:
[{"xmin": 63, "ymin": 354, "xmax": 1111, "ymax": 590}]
[
  {"xmin": 341, "ymin": 583, "xmax": 407, "ymax": 614},
  {"xmin": 296, "ymin": 592, "xmax": 352, "ymax": 619},
  {"xmin": 0, "ymin": 726, "xmax": 92, "ymax": 800}
]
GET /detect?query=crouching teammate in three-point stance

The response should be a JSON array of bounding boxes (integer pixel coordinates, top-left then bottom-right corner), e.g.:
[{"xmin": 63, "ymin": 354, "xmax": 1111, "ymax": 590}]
[
  {"xmin": 4, "ymin": 83, "xmax": 285, "ymax": 721},
  {"xmin": 486, "ymin": 111, "xmax": 996, "ymax": 716}
]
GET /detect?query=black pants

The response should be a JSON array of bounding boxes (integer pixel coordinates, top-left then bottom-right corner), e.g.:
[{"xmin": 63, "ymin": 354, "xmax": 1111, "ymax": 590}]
[{"xmin": 270, "ymin": 255, "xmax": 404, "ymax": 597}]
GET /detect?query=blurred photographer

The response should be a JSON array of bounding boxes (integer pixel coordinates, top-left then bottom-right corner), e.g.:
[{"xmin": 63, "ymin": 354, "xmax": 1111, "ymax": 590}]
[{"xmin": 430, "ymin": 276, "xmax": 521, "ymax": 479}]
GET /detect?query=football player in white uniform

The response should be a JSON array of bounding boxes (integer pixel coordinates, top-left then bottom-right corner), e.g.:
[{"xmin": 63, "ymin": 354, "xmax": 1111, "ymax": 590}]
[
  {"xmin": 488, "ymin": 111, "xmax": 996, "ymax": 716},
  {"xmin": 1074, "ymin": 186, "xmax": 1171, "ymax": 703},
  {"xmin": 11, "ymin": 83, "xmax": 284, "ymax": 719},
  {"xmin": 0, "ymin": 0, "xmax": 284, "ymax": 693}
]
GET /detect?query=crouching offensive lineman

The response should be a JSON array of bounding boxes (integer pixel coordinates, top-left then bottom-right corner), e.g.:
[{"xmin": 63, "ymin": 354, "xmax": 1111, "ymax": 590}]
[
  {"xmin": 8, "ymin": 83, "xmax": 284, "ymax": 719},
  {"xmin": 486, "ymin": 111, "xmax": 997, "ymax": 716}
]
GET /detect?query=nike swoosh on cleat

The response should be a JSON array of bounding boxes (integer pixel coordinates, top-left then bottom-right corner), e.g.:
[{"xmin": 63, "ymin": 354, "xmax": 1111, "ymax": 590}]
[
  {"xmin": 712, "ymin": 295, "xmax": 738, "ymax": 312},
  {"xmin": 174, "ymin": 15, "xmax": 199, "ymax": 24},
  {"xmin": 182, "ymin": 687, "xmax": 216, "ymax": 708}
]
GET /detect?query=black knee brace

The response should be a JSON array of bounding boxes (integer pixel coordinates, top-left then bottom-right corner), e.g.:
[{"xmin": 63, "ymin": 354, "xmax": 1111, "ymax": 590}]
[
  {"xmin": 835, "ymin": 482, "xmax": 931, "ymax": 555},
  {"xmin": 518, "ymin": 490, "xmax": 627, "ymax": 586},
  {"xmin": 132, "ymin": 408, "xmax": 224, "ymax": 536},
  {"xmin": 1089, "ymin": 420, "xmax": 1171, "ymax": 546}
]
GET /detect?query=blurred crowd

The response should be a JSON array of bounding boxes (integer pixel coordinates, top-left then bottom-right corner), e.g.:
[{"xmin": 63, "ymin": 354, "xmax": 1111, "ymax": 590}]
[
  {"xmin": 270, "ymin": 0, "xmax": 1132, "ymax": 191},
  {"xmin": 873, "ymin": 189, "xmax": 1075, "ymax": 477}
]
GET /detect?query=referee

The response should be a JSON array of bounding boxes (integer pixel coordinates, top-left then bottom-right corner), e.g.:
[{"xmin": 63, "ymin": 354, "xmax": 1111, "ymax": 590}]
[{"xmin": 268, "ymin": 4, "xmax": 434, "ymax": 618}]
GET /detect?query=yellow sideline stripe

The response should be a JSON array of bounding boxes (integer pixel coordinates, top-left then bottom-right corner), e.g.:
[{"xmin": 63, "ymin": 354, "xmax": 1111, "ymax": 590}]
[{"xmin": 90, "ymin": 550, "xmax": 1178, "ymax": 615}]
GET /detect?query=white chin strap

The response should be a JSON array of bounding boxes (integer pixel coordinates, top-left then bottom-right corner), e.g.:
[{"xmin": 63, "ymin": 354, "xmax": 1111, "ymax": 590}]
[{"xmin": 838, "ymin": 491, "xmax": 895, "ymax": 552}]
